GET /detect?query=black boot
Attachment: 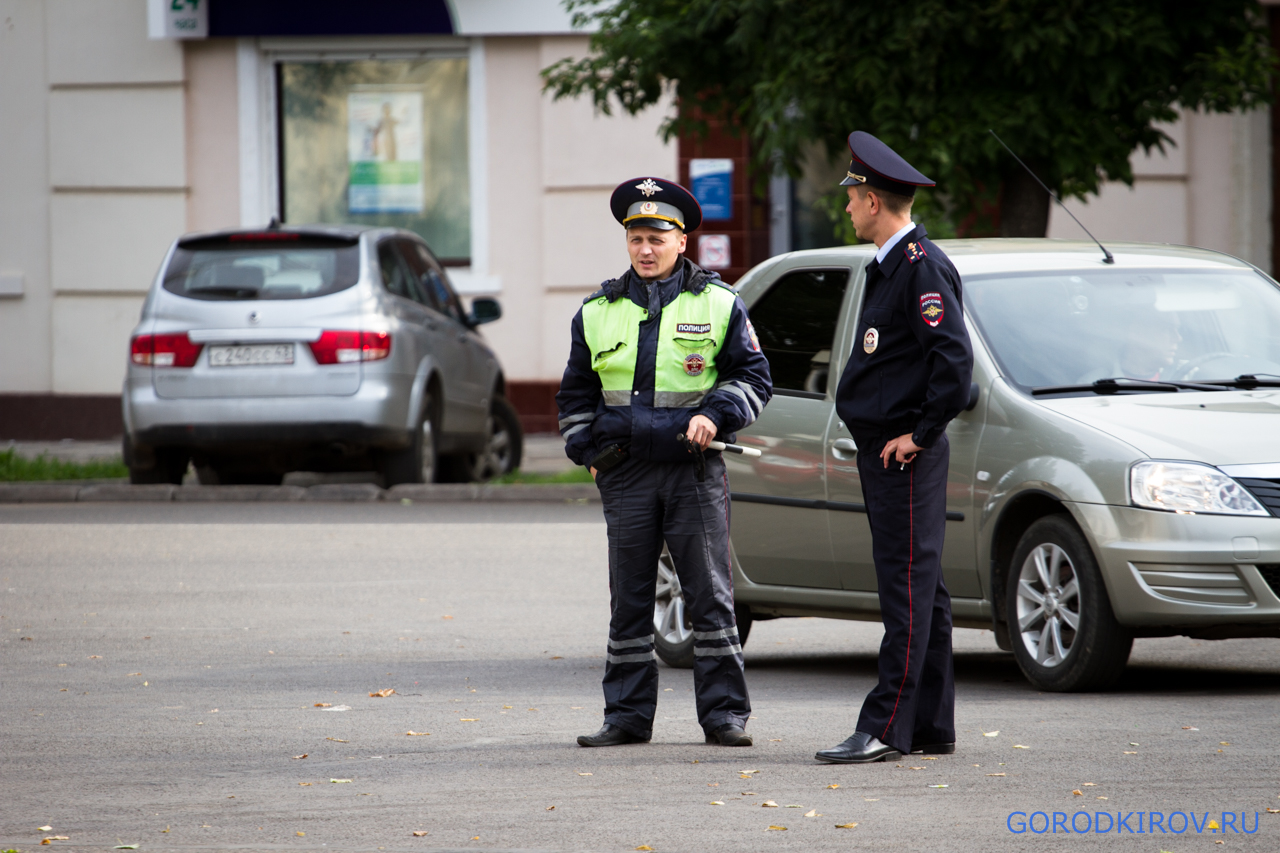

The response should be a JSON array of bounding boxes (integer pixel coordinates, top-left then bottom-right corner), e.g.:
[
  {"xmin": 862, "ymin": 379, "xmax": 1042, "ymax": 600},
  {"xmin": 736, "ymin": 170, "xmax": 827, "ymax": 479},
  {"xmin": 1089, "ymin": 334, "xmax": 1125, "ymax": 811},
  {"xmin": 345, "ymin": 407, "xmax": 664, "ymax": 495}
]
[
  {"xmin": 814, "ymin": 731, "xmax": 902, "ymax": 764},
  {"xmin": 576, "ymin": 724, "xmax": 650, "ymax": 747},
  {"xmin": 705, "ymin": 723, "xmax": 753, "ymax": 746}
]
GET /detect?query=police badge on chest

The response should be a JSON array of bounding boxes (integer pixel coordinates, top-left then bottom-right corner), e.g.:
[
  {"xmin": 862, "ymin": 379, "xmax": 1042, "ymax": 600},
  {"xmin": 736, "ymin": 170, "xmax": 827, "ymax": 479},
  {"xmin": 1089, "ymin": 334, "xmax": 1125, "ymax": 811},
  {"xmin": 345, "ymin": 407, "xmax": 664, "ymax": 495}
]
[
  {"xmin": 863, "ymin": 327, "xmax": 879, "ymax": 354},
  {"xmin": 684, "ymin": 353, "xmax": 706, "ymax": 376}
]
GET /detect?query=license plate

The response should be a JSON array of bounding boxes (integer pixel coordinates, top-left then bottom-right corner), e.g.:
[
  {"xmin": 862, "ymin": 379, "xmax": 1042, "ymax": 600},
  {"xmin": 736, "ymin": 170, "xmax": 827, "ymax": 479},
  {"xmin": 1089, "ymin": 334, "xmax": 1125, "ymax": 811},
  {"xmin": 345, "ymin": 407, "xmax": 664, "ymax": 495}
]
[{"xmin": 208, "ymin": 343, "xmax": 295, "ymax": 367}]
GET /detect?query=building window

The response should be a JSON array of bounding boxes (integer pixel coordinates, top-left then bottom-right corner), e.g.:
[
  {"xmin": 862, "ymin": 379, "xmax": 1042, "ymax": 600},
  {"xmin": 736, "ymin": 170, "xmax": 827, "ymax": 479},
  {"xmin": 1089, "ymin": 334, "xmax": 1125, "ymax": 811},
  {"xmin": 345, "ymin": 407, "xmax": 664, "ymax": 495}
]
[{"xmin": 279, "ymin": 58, "xmax": 470, "ymax": 262}]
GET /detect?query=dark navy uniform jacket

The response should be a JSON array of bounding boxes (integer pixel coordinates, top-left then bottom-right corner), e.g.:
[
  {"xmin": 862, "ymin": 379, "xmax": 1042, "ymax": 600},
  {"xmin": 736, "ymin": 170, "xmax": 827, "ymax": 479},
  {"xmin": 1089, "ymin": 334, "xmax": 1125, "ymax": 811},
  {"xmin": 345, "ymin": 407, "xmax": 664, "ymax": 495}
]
[
  {"xmin": 835, "ymin": 225, "xmax": 973, "ymax": 448},
  {"xmin": 556, "ymin": 257, "xmax": 773, "ymax": 466}
]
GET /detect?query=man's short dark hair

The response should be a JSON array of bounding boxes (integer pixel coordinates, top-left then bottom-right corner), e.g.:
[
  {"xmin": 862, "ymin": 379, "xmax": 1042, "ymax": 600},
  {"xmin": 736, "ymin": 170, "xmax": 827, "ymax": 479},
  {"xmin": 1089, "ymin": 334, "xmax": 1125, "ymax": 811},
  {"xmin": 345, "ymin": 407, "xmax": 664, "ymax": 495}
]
[{"xmin": 858, "ymin": 184, "xmax": 914, "ymax": 217}]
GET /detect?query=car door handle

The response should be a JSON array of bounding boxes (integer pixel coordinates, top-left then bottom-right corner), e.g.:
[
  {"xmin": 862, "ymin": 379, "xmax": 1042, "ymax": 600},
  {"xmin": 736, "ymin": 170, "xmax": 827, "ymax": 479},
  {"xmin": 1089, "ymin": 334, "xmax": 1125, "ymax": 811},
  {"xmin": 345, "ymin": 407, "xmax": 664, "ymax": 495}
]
[{"xmin": 832, "ymin": 438, "xmax": 858, "ymax": 458}]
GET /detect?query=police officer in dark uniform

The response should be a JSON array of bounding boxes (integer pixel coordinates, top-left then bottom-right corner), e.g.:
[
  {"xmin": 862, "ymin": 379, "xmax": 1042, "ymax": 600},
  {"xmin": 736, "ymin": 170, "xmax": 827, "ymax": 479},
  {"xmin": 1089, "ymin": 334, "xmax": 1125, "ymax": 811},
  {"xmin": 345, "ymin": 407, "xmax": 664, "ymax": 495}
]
[
  {"xmin": 815, "ymin": 132, "xmax": 973, "ymax": 764},
  {"xmin": 556, "ymin": 177, "xmax": 773, "ymax": 748}
]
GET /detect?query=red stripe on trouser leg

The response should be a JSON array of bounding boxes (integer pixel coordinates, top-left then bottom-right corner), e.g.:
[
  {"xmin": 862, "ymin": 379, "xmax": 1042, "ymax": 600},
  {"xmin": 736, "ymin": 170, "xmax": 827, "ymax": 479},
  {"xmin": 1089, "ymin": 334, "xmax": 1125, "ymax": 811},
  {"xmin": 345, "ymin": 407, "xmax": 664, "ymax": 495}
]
[{"xmin": 881, "ymin": 465, "xmax": 913, "ymax": 741}]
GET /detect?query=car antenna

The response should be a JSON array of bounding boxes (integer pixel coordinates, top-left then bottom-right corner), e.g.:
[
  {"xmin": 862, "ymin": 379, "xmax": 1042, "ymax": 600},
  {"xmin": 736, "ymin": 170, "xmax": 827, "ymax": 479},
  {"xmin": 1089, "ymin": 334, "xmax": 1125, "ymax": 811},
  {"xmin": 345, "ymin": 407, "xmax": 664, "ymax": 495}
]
[{"xmin": 988, "ymin": 129, "xmax": 1114, "ymax": 265}]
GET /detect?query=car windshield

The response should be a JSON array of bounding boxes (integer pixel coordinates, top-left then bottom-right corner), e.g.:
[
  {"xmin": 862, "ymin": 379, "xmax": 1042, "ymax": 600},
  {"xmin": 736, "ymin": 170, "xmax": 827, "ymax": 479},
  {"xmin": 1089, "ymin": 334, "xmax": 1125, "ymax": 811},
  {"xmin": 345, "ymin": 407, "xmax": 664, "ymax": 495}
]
[
  {"xmin": 965, "ymin": 267, "xmax": 1280, "ymax": 392},
  {"xmin": 163, "ymin": 235, "xmax": 361, "ymax": 301}
]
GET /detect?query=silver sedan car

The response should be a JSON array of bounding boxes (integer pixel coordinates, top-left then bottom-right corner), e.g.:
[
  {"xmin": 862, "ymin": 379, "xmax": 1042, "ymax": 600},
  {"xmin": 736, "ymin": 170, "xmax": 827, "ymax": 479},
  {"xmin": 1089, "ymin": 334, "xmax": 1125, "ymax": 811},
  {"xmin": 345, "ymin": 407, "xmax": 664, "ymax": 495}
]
[
  {"xmin": 653, "ymin": 239, "xmax": 1280, "ymax": 691},
  {"xmin": 123, "ymin": 225, "xmax": 520, "ymax": 486}
]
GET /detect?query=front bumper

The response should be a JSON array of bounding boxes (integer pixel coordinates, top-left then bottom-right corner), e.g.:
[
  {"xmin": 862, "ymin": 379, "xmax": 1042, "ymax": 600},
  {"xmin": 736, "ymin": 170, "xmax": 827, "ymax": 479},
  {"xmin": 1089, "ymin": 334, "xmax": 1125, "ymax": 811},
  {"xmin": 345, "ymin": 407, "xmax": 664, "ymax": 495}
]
[{"xmin": 1071, "ymin": 502, "xmax": 1280, "ymax": 631}]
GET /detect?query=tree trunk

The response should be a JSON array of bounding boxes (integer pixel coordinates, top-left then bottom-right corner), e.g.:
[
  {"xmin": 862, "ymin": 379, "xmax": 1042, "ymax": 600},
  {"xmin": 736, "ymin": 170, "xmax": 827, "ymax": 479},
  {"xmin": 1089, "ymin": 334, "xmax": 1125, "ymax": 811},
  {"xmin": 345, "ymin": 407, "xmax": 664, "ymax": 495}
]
[{"xmin": 999, "ymin": 164, "xmax": 1052, "ymax": 237}]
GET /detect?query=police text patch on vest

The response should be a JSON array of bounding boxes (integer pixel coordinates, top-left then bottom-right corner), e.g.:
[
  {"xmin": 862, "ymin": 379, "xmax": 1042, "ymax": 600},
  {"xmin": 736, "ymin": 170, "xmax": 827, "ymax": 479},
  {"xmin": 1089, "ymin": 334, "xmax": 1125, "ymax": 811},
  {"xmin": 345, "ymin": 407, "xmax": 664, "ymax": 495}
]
[
  {"xmin": 919, "ymin": 292, "xmax": 944, "ymax": 327},
  {"xmin": 683, "ymin": 353, "xmax": 706, "ymax": 376},
  {"xmin": 676, "ymin": 323, "xmax": 713, "ymax": 334}
]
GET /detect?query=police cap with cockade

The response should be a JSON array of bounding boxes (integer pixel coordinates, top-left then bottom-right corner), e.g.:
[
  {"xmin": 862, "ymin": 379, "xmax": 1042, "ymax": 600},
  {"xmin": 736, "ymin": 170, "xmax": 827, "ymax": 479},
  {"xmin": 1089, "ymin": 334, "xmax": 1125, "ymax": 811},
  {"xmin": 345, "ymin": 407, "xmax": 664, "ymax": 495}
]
[
  {"xmin": 610, "ymin": 176, "xmax": 703, "ymax": 233},
  {"xmin": 839, "ymin": 131, "xmax": 935, "ymax": 198}
]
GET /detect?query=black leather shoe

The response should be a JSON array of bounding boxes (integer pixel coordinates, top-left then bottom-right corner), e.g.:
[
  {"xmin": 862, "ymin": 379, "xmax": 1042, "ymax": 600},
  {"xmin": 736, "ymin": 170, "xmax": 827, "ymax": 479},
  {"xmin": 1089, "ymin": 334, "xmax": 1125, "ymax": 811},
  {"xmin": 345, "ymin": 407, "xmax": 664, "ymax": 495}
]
[
  {"xmin": 705, "ymin": 724, "xmax": 753, "ymax": 746},
  {"xmin": 576, "ymin": 724, "xmax": 649, "ymax": 747},
  {"xmin": 911, "ymin": 741, "xmax": 955, "ymax": 755},
  {"xmin": 814, "ymin": 731, "xmax": 902, "ymax": 764}
]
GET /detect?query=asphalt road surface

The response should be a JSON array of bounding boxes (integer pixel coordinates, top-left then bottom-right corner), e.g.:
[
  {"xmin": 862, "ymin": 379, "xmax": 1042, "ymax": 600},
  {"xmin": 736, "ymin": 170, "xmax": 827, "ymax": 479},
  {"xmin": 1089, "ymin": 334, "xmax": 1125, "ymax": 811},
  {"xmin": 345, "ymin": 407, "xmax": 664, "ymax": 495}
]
[{"xmin": 3, "ymin": 502, "xmax": 1279, "ymax": 853}]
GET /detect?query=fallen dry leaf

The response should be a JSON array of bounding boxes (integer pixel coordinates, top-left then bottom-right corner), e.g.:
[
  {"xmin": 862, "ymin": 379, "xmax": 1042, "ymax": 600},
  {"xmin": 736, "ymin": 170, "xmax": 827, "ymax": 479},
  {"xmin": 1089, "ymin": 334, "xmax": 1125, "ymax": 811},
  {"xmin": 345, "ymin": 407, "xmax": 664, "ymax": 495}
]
[
  {"xmin": 909, "ymin": 766, "xmax": 925, "ymax": 770},
  {"xmin": 571, "ymin": 706, "xmax": 583, "ymax": 709},
  {"xmin": 742, "ymin": 791, "xmax": 757, "ymax": 795},
  {"xmin": 314, "ymin": 703, "xmax": 331, "ymax": 708},
  {"xmin": 827, "ymin": 783, "xmax": 840, "ymax": 789},
  {"xmin": 326, "ymin": 737, "xmax": 348, "ymax": 743},
  {"xmin": 804, "ymin": 809, "xmax": 819, "ymax": 817},
  {"xmin": 39, "ymin": 826, "xmax": 53, "ymax": 831},
  {"xmin": 406, "ymin": 731, "xmax": 430, "ymax": 736},
  {"xmin": 578, "ymin": 772, "xmax": 593, "ymax": 776},
  {"xmin": 1123, "ymin": 751, "xmax": 1138, "ymax": 755},
  {"xmin": 550, "ymin": 656, "xmax": 563, "ymax": 660},
  {"xmin": 784, "ymin": 804, "xmax": 803, "ymax": 808},
  {"xmin": 922, "ymin": 756, "xmax": 938, "ymax": 760},
  {"xmin": 330, "ymin": 779, "xmax": 352, "ymax": 784},
  {"xmin": 769, "ymin": 738, "xmax": 783, "ymax": 741},
  {"xmin": 460, "ymin": 718, "xmax": 478, "ymax": 722},
  {"xmin": 1082, "ymin": 782, "xmax": 1097, "ymax": 786},
  {"xmin": 292, "ymin": 754, "xmax": 308, "ymax": 760},
  {"xmin": 1072, "ymin": 790, "xmax": 1083, "ymax": 796},
  {"xmin": 1266, "ymin": 808, "xmax": 1280, "ymax": 814},
  {"xmin": 546, "ymin": 806, "xmax": 556, "ymax": 811},
  {"xmin": 299, "ymin": 782, "xmax": 311, "ymax": 786},
  {"xmin": 1183, "ymin": 726, "xmax": 1199, "ymax": 730},
  {"xmin": 835, "ymin": 822, "xmax": 859, "ymax": 829},
  {"xmin": 766, "ymin": 825, "xmax": 787, "ymax": 831},
  {"xmin": 296, "ymin": 831, "xmax": 305, "ymax": 837},
  {"xmin": 43, "ymin": 837, "xmax": 71, "ymax": 843},
  {"xmin": 762, "ymin": 800, "xmax": 778, "ymax": 808},
  {"xmin": 740, "ymin": 768, "xmax": 761, "ymax": 774},
  {"xmin": 983, "ymin": 731, "xmax": 999, "ymax": 737},
  {"xmin": 370, "ymin": 688, "xmax": 396, "ymax": 698},
  {"xmin": 708, "ymin": 783, "xmax": 719, "ymax": 787},
  {"xmin": 635, "ymin": 847, "xmax": 653, "ymax": 851},
  {"xmin": 128, "ymin": 672, "xmax": 142, "ymax": 676},
  {"xmin": 413, "ymin": 830, "xmax": 429, "ymax": 836},
  {"xmin": 986, "ymin": 773, "xmax": 1006, "ymax": 777},
  {"xmin": 442, "ymin": 615, "xmax": 453, "ymax": 619},
  {"xmin": 503, "ymin": 705, "xmax": 513, "ymax": 709},
  {"xmin": 1097, "ymin": 796, "xmax": 1108, "ymax": 800},
  {"xmin": 89, "ymin": 655, "xmax": 101, "ymax": 659},
  {"xmin": 1012, "ymin": 745, "xmax": 1029, "ymax": 749},
  {"xmin": 929, "ymin": 784, "xmax": 949, "ymax": 788},
  {"xmin": 710, "ymin": 801, "xmax": 725, "ymax": 806},
  {"xmin": 1221, "ymin": 742, "xmax": 1232, "ymax": 746}
]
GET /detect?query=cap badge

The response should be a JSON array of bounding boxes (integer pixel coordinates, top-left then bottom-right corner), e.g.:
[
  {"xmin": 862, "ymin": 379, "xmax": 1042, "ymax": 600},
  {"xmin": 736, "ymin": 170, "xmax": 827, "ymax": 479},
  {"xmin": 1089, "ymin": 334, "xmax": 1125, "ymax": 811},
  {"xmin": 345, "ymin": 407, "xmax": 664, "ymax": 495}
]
[
  {"xmin": 640, "ymin": 201, "xmax": 658, "ymax": 215},
  {"xmin": 683, "ymin": 353, "xmax": 706, "ymax": 376},
  {"xmin": 863, "ymin": 327, "xmax": 879, "ymax": 354},
  {"xmin": 636, "ymin": 179, "xmax": 663, "ymax": 197},
  {"xmin": 919, "ymin": 292, "xmax": 944, "ymax": 327}
]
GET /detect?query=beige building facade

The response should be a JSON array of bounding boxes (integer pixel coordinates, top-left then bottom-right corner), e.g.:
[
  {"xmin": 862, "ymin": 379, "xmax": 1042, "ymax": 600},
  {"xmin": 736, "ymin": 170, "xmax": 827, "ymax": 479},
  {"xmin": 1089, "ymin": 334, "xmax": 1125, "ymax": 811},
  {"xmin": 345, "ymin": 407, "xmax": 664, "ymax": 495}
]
[{"xmin": 0, "ymin": 0, "xmax": 1274, "ymax": 438}]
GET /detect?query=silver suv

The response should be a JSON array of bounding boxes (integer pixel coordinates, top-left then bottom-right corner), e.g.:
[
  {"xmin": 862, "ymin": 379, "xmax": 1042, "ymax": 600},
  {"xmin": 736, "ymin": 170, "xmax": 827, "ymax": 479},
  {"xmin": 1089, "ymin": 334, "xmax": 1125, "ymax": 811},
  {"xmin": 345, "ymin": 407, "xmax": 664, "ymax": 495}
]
[
  {"xmin": 653, "ymin": 240, "xmax": 1280, "ymax": 691},
  {"xmin": 123, "ymin": 225, "xmax": 520, "ymax": 486}
]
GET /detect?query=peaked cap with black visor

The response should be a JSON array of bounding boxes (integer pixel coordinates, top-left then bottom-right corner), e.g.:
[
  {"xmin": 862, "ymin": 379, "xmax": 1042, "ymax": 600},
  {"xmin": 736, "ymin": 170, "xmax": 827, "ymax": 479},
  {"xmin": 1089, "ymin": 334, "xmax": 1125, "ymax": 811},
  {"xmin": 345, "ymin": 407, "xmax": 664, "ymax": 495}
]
[
  {"xmin": 610, "ymin": 177, "xmax": 703, "ymax": 233},
  {"xmin": 839, "ymin": 131, "xmax": 935, "ymax": 197}
]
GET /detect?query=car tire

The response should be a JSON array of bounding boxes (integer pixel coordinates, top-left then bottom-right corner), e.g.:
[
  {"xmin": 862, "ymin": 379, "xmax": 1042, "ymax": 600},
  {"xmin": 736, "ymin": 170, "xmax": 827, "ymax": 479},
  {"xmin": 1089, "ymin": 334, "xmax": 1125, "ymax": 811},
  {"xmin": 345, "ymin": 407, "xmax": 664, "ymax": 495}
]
[
  {"xmin": 1006, "ymin": 514, "xmax": 1132, "ymax": 692},
  {"xmin": 470, "ymin": 395, "xmax": 524, "ymax": 482},
  {"xmin": 125, "ymin": 438, "xmax": 187, "ymax": 485},
  {"xmin": 653, "ymin": 545, "xmax": 753, "ymax": 668},
  {"xmin": 380, "ymin": 393, "xmax": 437, "ymax": 486}
]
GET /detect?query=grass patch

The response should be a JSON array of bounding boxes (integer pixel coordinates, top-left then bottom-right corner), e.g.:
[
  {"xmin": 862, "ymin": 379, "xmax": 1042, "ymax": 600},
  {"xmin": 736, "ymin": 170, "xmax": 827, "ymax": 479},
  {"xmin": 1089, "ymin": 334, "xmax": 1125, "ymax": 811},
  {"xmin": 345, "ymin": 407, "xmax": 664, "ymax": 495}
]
[
  {"xmin": 490, "ymin": 466, "xmax": 594, "ymax": 485},
  {"xmin": 0, "ymin": 448, "xmax": 129, "ymax": 482}
]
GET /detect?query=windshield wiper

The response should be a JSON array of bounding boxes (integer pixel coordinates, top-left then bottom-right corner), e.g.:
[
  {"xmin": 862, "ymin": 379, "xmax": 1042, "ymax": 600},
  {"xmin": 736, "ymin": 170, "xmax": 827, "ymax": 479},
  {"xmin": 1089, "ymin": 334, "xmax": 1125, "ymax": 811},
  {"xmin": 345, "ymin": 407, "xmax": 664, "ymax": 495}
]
[
  {"xmin": 1031, "ymin": 377, "xmax": 1230, "ymax": 396},
  {"xmin": 1197, "ymin": 374, "xmax": 1280, "ymax": 389},
  {"xmin": 188, "ymin": 285, "xmax": 260, "ymax": 298}
]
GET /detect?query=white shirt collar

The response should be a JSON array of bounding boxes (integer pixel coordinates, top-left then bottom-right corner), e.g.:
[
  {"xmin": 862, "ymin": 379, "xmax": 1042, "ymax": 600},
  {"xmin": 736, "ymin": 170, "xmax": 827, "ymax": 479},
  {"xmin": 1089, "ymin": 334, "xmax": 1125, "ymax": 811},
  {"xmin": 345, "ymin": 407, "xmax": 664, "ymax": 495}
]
[{"xmin": 874, "ymin": 222, "xmax": 918, "ymax": 265}]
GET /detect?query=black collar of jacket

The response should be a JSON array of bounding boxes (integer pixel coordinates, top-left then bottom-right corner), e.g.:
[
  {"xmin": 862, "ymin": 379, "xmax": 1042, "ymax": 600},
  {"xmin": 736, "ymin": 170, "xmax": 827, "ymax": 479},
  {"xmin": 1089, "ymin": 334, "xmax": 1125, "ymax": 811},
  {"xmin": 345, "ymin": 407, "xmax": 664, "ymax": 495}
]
[
  {"xmin": 867, "ymin": 223, "xmax": 928, "ymax": 279},
  {"xmin": 594, "ymin": 256, "xmax": 723, "ymax": 303}
]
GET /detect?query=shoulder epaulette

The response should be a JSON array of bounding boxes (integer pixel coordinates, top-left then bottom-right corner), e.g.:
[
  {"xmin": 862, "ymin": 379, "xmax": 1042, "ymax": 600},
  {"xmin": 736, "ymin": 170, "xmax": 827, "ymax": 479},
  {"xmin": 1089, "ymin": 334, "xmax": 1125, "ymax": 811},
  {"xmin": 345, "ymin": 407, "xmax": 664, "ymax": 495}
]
[{"xmin": 904, "ymin": 240, "xmax": 928, "ymax": 265}]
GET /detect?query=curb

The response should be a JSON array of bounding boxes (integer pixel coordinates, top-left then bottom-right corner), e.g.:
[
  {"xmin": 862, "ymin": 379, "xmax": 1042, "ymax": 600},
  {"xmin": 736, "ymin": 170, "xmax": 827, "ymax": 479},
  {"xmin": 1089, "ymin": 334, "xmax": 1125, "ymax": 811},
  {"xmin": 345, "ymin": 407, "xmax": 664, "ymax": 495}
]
[{"xmin": 0, "ymin": 482, "xmax": 600, "ymax": 504}]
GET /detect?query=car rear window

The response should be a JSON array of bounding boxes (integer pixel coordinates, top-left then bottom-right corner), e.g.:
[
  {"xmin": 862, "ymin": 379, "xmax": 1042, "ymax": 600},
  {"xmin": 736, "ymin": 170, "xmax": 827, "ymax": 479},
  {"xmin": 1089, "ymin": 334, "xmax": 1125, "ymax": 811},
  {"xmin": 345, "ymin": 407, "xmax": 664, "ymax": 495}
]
[{"xmin": 163, "ymin": 234, "xmax": 361, "ymax": 301}]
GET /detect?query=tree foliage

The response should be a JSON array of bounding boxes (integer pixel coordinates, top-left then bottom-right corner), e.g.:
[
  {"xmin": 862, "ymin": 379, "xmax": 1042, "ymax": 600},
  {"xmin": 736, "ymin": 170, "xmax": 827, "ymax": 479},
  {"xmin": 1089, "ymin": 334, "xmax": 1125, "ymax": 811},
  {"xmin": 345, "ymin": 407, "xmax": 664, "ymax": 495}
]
[{"xmin": 544, "ymin": 1, "xmax": 1275, "ymax": 237}]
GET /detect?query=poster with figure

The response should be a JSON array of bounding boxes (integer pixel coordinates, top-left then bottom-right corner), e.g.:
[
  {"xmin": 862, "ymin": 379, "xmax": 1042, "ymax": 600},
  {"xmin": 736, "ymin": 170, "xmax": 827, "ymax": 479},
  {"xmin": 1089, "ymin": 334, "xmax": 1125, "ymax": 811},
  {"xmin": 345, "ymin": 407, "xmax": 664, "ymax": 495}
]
[{"xmin": 347, "ymin": 91, "xmax": 424, "ymax": 214}]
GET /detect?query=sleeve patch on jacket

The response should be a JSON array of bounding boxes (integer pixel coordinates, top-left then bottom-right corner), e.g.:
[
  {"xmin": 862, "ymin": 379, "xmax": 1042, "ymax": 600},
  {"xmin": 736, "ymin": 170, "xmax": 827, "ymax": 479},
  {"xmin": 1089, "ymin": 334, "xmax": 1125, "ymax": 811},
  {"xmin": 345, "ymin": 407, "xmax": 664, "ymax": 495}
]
[
  {"xmin": 745, "ymin": 319, "xmax": 761, "ymax": 352},
  {"xmin": 904, "ymin": 241, "xmax": 927, "ymax": 264},
  {"xmin": 919, "ymin": 292, "xmax": 944, "ymax": 327}
]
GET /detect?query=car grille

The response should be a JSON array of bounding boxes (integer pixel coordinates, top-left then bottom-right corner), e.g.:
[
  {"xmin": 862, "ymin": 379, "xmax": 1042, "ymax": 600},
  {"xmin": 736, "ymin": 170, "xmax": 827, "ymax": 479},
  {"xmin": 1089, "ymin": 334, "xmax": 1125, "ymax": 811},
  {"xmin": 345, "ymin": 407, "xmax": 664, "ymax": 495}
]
[
  {"xmin": 1131, "ymin": 563, "xmax": 1253, "ymax": 606},
  {"xmin": 1236, "ymin": 477, "xmax": 1280, "ymax": 517},
  {"xmin": 1257, "ymin": 565, "xmax": 1280, "ymax": 599}
]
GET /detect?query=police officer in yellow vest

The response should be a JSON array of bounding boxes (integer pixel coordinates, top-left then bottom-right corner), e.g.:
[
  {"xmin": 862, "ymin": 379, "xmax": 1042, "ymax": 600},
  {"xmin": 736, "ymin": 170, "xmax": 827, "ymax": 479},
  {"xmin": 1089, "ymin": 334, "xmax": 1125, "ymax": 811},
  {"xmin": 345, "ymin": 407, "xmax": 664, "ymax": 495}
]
[{"xmin": 557, "ymin": 177, "xmax": 773, "ymax": 748}]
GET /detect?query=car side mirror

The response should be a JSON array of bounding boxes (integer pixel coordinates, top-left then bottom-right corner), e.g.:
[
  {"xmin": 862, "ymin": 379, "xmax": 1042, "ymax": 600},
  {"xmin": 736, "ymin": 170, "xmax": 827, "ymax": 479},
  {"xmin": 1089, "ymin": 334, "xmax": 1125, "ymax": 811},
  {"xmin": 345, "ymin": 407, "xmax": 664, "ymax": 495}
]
[
  {"xmin": 469, "ymin": 297, "xmax": 501, "ymax": 326},
  {"xmin": 965, "ymin": 382, "xmax": 980, "ymax": 412}
]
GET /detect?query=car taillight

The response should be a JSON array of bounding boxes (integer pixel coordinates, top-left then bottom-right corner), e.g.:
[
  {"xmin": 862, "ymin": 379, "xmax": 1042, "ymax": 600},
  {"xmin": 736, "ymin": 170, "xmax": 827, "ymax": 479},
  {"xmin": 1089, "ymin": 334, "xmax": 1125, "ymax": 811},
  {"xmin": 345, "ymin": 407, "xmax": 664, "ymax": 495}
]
[
  {"xmin": 130, "ymin": 333, "xmax": 203, "ymax": 367},
  {"xmin": 308, "ymin": 330, "xmax": 391, "ymax": 364}
]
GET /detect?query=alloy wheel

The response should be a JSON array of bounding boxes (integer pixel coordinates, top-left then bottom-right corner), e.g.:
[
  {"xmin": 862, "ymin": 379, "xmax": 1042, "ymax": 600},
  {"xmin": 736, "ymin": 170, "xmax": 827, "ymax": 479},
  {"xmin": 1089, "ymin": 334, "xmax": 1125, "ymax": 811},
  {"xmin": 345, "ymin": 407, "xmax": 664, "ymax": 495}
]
[
  {"xmin": 1014, "ymin": 543, "xmax": 1081, "ymax": 667},
  {"xmin": 653, "ymin": 549, "xmax": 693, "ymax": 646},
  {"xmin": 420, "ymin": 417, "xmax": 435, "ymax": 483},
  {"xmin": 473, "ymin": 414, "xmax": 512, "ymax": 481}
]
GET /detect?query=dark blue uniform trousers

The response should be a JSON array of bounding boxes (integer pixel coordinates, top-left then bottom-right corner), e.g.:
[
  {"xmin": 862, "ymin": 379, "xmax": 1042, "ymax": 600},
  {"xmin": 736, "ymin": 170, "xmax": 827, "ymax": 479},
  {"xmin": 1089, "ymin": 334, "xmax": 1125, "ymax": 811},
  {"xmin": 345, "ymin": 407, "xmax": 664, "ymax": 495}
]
[
  {"xmin": 853, "ymin": 432, "xmax": 955, "ymax": 755},
  {"xmin": 595, "ymin": 453, "xmax": 751, "ymax": 738}
]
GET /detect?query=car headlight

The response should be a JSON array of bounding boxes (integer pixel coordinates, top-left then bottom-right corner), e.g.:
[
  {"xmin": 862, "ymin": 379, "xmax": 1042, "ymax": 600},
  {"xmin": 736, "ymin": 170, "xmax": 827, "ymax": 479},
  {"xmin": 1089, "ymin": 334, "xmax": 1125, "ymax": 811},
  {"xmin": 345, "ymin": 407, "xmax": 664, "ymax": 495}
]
[{"xmin": 1130, "ymin": 461, "xmax": 1269, "ymax": 516}]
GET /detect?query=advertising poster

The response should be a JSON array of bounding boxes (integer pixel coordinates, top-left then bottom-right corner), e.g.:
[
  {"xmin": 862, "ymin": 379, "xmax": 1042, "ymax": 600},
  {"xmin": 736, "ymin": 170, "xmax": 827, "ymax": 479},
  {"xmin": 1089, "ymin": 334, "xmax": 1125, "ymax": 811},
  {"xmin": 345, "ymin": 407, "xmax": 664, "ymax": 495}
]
[
  {"xmin": 690, "ymin": 158, "xmax": 733, "ymax": 220},
  {"xmin": 347, "ymin": 91, "xmax": 424, "ymax": 214}
]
